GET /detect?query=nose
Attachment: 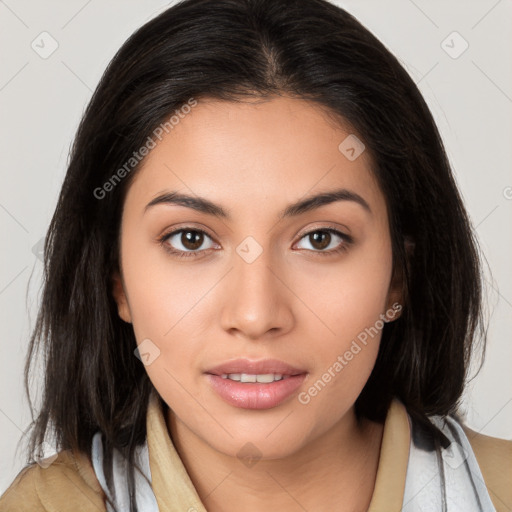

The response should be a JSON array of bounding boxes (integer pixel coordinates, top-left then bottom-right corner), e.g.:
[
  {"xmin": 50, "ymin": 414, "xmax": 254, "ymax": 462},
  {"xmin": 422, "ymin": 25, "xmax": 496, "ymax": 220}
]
[{"xmin": 219, "ymin": 246, "xmax": 295, "ymax": 341}]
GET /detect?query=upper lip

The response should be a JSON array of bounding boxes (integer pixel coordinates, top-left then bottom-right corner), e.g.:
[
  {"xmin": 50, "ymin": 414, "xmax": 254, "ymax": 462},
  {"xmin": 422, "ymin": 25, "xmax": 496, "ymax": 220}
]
[{"xmin": 206, "ymin": 358, "xmax": 307, "ymax": 376}]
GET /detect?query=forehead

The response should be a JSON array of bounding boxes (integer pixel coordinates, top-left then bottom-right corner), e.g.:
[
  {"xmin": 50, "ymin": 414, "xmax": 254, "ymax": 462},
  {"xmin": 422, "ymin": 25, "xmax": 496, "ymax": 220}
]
[{"xmin": 123, "ymin": 96, "xmax": 386, "ymax": 221}]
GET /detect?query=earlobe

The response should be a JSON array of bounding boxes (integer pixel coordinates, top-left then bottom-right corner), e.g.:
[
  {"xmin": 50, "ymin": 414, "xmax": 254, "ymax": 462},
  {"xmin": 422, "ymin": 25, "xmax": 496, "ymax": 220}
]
[
  {"xmin": 384, "ymin": 238, "xmax": 414, "ymax": 322},
  {"xmin": 384, "ymin": 290, "xmax": 403, "ymax": 323},
  {"xmin": 111, "ymin": 270, "xmax": 132, "ymax": 323},
  {"xmin": 384, "ymin": 263, "xmax": 404, "ymax": 322}
]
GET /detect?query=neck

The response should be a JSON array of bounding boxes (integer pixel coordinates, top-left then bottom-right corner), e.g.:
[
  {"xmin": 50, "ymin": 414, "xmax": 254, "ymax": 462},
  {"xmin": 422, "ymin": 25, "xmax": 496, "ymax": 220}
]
[{"xmin": 166, "ymin": 406, "xmax": 384, "ymax": 512}]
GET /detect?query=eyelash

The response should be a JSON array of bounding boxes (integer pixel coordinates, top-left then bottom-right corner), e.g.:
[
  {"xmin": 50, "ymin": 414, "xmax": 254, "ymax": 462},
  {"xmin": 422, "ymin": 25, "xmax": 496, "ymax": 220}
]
[{"xmin": 158, "ymin": 227, "xmax": 353, "ymax": 259}]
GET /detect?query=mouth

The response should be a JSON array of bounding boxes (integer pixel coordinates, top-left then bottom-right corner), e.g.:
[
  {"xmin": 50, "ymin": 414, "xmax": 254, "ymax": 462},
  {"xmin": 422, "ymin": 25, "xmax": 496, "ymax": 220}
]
[
  {"xmin": 218, "ymin": 373, "xmax": 293, "ymax": 383},
  {"xmin": 205, "ymin": 358, "xmax": 307, "ymax": 378},
  {"xmin": 205, "ymin": 358, "xmax": 308, "ymax": 410}
]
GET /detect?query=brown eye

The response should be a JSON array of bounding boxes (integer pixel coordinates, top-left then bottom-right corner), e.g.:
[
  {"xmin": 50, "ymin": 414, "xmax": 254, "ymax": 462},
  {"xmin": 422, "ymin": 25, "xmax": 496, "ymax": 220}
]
[
  {"xmin": 181, "ymin": 230, "xmax": 204, "ymax": 250},
  {"xmin": 308, "ymin": 231, "xmax": 332, "ymax": 250},
  {"xmin": 295, "ymin": 228, "xmax": 351, "ymax": 255},
  {"xmin": 161, "ymin": 228, "xmax": 217, "ymax": 255}
]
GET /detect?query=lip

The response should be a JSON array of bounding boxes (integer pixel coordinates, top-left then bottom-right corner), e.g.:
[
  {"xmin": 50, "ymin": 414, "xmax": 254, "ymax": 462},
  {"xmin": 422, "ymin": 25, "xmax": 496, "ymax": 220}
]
[
  {"xmin": 205, "ymin": 358, "xmax": 307, "ymax": 377},
  {"xmin": 205, "ymin": 358, "xmax": 308, "ymax": 410}
]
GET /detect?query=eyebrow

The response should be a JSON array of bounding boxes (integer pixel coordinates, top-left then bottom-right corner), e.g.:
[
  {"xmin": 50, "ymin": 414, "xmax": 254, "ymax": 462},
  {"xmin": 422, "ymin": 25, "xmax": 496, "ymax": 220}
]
[{"xmin": 144, "ymin": 187, "xmax": 371, "ymax": 220}]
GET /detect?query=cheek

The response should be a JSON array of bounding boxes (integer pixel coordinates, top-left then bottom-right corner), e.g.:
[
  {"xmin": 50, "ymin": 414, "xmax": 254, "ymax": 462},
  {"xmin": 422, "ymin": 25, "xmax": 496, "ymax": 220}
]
[
  {"xmin": 296, "ymin": 237, "xmax": 393, "ymax": 347},
  {"xmin": 293, "ymin": 239, "xmax": 392, "ymax": 408},
  {"xmin": 120, "ymin": 227, "xmax": 211, "ymax": 337},
  {"xmin": 119, "ymin": 231, "xmax": 220, "ymax": 392}
]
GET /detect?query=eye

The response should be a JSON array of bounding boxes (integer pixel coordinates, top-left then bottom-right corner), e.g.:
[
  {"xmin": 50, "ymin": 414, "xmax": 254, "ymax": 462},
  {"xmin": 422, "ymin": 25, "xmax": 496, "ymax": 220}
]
[
  {"xmin": 295, "ymin": 228, "xmax": 352, "ymax": 255},
  {"xmin": 159, "ymin": 228, "xmax": 218, "ymax": 258},
  {"xmin": 159, "ymin": 226, "xmax": 352, "ymax": 259}
]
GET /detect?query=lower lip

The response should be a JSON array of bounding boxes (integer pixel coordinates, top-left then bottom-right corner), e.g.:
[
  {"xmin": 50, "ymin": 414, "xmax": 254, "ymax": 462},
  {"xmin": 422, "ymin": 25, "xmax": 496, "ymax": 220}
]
[{"xmin": 206, "ymin": 374, "xmax": 307, "ymax": 410}]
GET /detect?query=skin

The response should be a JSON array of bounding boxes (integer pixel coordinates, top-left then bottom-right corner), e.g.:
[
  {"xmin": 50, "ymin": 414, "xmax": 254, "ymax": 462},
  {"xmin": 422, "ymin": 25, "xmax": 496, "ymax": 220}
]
[{"xmin": 112, "ymin": 95, "xmax": 403, "ymax": 511}]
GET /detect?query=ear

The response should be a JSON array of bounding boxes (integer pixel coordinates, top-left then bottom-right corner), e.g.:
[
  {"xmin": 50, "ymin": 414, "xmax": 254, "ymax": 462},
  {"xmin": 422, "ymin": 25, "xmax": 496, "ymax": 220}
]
[
  {"xmin": 111, "ymin": 270, "xmax": 132, "ymax": 323},
  {"xmin": 384, "ymin": 265, "xmax": 403, "ymax": 322},
  {"xmin": 384, "ymin": 238, "xmax": 414, "ymax": 322}
]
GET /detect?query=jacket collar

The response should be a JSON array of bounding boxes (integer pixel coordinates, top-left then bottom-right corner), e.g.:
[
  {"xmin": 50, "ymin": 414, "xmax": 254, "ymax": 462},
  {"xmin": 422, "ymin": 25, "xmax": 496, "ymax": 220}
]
[
  {"xmin": 146, "ymin": 391, "xmax": 411, "ymax": 511},
  {"xmin": 146, "ymin": 391, "xmax": 207, "ymax": 511}
]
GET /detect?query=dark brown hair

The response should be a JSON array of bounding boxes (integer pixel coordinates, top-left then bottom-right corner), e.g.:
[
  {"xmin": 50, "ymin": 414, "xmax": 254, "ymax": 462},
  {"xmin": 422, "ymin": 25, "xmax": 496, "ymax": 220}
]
[{"xmin": 23, "ymin": 0, "xmax": 486, "ymax": 510}]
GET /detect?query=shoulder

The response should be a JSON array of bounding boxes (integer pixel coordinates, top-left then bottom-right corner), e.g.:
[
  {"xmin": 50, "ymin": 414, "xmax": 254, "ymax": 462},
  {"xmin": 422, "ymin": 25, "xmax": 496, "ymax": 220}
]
[
  {"xmin": 0, "ymin": 450, "xmax": 106, "ymax": 512},
  {"xmin": 462, "ymin": 424, "xmax": 512, "ymax": 512}
]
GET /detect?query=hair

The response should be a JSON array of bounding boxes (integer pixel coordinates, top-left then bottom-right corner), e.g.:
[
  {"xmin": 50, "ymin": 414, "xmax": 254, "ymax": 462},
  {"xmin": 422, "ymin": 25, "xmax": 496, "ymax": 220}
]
[{"xmin": 23, "ymin": 0, "xmax": 487, "ymax": 510}]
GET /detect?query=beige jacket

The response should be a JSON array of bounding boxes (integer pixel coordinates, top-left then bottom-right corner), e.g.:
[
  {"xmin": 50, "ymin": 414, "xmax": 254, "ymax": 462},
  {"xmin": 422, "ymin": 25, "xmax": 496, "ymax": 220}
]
[{"xmin": 1, "ymin": 394, "xmax": 511, "ymax": 511}]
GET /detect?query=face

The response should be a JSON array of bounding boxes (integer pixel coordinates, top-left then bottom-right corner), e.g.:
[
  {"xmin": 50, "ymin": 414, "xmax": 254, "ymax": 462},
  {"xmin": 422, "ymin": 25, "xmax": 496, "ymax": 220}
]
[{"xmin": 112, "ymin": 96, "xmax": 402, "ymax": 460}]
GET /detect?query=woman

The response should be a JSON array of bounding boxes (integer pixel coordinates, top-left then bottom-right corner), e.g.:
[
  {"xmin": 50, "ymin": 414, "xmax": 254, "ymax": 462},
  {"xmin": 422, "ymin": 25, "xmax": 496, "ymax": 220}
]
[{"xmin": 1, "ymin": 0, "xmax": 510, "ymax": 511}]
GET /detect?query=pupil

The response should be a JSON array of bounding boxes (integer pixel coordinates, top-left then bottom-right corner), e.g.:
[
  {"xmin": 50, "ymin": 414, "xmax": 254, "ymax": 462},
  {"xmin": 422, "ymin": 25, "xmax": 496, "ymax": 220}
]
[
  {"xmin": 311, "ymin": 231, "xmax": 330, "ymax": 250},
  {"xmin": 183, "ymin": 231, "xmax": 203, "ymax": 250}
]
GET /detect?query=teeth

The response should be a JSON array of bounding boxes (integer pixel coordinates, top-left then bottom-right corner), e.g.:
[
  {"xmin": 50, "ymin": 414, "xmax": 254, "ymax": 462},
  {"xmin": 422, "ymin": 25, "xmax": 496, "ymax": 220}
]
[{"xmin": 220, "ymin": 373, "xmax": 286, "ymax": 383}]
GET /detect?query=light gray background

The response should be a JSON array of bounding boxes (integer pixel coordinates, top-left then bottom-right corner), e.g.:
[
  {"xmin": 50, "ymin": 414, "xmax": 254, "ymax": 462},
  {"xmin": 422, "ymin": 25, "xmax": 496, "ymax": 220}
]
[{"xmin": 1, "ymin": 0, "xmax": 511, "ymax": 493}]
